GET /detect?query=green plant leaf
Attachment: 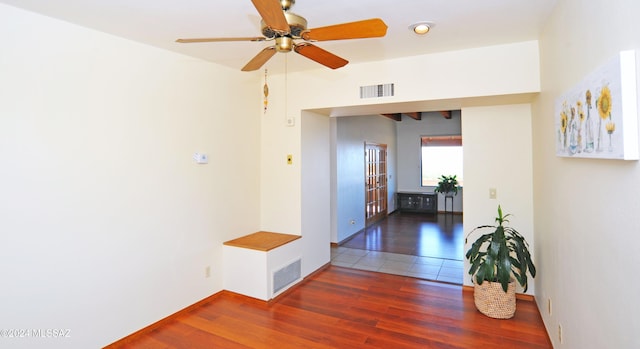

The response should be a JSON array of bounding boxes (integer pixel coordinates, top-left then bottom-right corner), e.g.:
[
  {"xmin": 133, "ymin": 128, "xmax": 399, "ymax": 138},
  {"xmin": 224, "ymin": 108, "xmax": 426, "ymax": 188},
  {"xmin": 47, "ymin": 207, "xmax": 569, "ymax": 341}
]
[
  {"xmin": 434, "ymin": 175, "xmax": 459, "ymax": 194},
  {"xmin": 497, "ymin": 254, "xmax": 512, "ymax": 292},
  {"xmin": 475, "ymin": 265, "xmax": 486, "ymax": 284},
  {"xmin": 466, "ymin": 231, "xmax": 492, "ymax": 259},
  {"xmin": 468, "ymin": 252, "xmax": 485, "ymax": 276},
  {"xmin": 509, "ymin": 256, "xmax": 522, "ymax": 270},
  {"xmin": 482, "ymin": 255, "xmax": 496, "ymax": 281}
]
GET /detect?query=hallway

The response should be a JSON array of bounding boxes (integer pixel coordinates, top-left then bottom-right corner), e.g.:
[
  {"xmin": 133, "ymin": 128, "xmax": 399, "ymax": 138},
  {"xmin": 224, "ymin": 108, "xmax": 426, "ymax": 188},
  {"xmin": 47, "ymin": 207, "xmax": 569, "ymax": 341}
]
[{"xmin": 331, "ymin": 212, "xmax": 464, "ymax": 284}]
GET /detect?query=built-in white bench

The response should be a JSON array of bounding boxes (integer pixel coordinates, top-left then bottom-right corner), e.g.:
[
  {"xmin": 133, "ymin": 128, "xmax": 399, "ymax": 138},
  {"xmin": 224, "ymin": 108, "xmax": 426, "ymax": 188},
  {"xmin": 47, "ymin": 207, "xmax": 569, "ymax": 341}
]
[{"xmin": 223, "ymin": 231, "xmax": 302, "ymax": 301}]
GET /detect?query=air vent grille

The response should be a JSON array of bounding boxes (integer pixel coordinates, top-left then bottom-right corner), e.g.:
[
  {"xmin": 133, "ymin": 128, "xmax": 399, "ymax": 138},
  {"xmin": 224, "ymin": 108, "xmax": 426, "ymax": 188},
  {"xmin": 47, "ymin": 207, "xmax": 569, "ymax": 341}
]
[
  {"xmin": 273, "ymin": 259, "xmax": 301, "ymax": 295},
  {"xmin": 360, "ymin": 83, "xmax": 394, "ymax": 98}
]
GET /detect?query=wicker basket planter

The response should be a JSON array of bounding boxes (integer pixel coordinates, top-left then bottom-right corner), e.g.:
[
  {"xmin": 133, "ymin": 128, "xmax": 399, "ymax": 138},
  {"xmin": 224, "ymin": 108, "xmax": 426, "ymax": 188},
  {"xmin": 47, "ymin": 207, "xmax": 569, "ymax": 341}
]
[{"xmin": 473, "ymin": 279, "xmax": 516, "ymax": 319}]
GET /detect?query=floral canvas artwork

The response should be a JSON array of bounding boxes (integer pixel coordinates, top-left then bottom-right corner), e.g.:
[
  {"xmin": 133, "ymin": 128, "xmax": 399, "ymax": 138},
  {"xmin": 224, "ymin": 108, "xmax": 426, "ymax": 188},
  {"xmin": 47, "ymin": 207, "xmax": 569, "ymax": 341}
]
[{"xmin": 555, "ymin": 50, "xmax": 639, "ymax": 160}]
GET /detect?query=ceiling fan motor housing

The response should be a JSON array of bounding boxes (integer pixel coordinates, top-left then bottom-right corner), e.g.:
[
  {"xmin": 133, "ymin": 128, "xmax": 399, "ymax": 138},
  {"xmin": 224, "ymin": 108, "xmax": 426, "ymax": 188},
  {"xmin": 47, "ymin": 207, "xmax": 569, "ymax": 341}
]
[{"xmin": 261, "ymin": 12, "xmax": 307, "ymax": 39}]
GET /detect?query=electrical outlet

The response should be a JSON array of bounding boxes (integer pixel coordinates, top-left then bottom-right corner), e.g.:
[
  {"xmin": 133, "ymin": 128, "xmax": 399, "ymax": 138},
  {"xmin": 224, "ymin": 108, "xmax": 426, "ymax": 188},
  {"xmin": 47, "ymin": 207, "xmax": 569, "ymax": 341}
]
[
  {"xmin": 286, "ymin": 117, "xmax": 295, "ymax": 126},
  {"xmin": 489, "ymin": 188, "xmax": 497, "ymax": 199},
  {"xmin": 558, "ymin": 324, "xmax": 563, "ymax": 344},
  {"xmin": 205, "ymin": 266, "xmax": 211, "ymax": 278}
]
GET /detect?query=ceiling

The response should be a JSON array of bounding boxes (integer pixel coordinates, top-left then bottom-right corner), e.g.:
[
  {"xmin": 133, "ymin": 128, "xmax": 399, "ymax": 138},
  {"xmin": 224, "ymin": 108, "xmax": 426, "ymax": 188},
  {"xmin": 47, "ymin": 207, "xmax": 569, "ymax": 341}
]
[{"xmin": 1, "ymin": 0, "xmax": 557, "ymax": 74}]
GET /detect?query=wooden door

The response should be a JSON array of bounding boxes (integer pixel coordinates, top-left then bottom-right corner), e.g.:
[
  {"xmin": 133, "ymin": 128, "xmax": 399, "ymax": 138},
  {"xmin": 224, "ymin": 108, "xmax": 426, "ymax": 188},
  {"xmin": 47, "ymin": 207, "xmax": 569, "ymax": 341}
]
[{"xmin": 365, "ymin": 143, "xmax": 388, "ymax": 226}]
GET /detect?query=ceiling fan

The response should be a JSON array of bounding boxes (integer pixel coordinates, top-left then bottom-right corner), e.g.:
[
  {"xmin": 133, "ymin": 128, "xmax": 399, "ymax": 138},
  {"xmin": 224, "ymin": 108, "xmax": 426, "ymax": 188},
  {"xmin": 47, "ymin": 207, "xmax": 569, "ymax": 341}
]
[{"xmin": 176, "ymin": 0, "xmax": 388, "ymax": 71}]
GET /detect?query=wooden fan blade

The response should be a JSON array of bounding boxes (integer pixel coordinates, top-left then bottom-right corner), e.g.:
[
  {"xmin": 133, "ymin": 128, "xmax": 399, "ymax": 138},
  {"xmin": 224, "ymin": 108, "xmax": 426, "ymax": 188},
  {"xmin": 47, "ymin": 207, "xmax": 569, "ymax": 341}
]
[
  {"xmin": 302, "ymin": 18, "xmax": 388, "ymax": 41},
  {"xmin": 242, "ymin": 47, "xmax": 277, "ymax": 71},
  {"xmin": 294, "ymin": 43, "xmax": 348, "ymax": 69},
  {"xmin": 176, "ymin": 37, "xmax": 266, "ymax": 43},
  {"xmin": 251, "ymin": 0, "xmax": 290, "ymax": 34}
]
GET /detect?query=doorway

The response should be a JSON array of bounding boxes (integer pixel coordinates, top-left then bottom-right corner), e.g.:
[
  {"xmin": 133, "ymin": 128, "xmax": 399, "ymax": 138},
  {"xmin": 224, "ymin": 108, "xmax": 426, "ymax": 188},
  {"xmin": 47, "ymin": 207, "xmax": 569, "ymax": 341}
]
[{"xmin": 365, "ymin": 142, "xmax": 388, "ymax": 226}]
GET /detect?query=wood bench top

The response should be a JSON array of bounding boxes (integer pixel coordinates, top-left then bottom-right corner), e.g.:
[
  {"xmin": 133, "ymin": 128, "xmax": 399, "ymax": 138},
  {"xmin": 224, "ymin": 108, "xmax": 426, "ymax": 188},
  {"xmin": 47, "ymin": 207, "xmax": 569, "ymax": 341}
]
[{"xmin": 223, "ymin": 231, "xmax": 301, "ymax": 251}]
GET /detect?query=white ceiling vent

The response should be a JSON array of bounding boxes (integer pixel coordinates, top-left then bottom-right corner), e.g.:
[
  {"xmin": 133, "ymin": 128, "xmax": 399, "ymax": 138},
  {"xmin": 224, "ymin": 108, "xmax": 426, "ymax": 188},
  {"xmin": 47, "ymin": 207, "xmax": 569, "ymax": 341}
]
[{"xmin": 360, "ymin": 83, "xmax": 394, "ymax": 99}]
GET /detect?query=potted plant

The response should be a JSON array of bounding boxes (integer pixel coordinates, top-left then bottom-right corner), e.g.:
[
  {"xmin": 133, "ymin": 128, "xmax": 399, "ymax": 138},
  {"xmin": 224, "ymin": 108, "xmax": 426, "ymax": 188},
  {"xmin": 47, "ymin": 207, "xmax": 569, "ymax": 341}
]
[
  {"xmin": 465, "ymin": 205, "xmax": 536, "ymax": 319},
  {"xmin": 433, "ymin": 175, "xmax": 460, "ymax": 196}
]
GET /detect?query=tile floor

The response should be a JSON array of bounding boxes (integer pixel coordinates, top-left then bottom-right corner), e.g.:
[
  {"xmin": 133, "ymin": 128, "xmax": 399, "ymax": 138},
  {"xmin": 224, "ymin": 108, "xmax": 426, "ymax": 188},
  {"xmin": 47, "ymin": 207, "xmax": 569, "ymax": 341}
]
[{"xmin": 330, "ymin": 246, "xmax": 464, "ymax": 284}]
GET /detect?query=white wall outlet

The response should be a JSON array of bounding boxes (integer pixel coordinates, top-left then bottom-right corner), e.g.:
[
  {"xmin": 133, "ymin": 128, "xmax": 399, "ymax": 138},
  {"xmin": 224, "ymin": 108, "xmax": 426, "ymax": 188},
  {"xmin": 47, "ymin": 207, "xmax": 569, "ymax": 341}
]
[
  {"xmin": 489, "ymin": 188, "xmax": 497, "ymax": 199},
  {"xmin": 286, "ymin": 117, "xmax": 295, "ymax": 127},
  {"xmin": 205, "ymin": 266, "xmax": 211, "ymax": 278},
  {"xmin": 558, "ymin": 324, "xmax": 563, "ymax": 344}
]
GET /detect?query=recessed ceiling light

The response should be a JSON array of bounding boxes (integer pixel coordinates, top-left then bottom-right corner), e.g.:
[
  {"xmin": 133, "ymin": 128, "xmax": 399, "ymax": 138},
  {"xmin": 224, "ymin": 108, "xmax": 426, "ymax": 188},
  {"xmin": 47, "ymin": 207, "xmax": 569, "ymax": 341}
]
[{"xmin": 409, "ymin": 22, "xmax": 434, "ymax": 35}]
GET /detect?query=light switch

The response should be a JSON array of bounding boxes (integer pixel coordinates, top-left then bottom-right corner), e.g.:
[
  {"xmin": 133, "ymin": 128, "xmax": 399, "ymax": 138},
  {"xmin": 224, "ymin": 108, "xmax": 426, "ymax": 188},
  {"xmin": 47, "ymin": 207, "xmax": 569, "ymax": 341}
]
[{"xmin": 193, "ymin": 152, "xmax": 208, "ymax": 164}]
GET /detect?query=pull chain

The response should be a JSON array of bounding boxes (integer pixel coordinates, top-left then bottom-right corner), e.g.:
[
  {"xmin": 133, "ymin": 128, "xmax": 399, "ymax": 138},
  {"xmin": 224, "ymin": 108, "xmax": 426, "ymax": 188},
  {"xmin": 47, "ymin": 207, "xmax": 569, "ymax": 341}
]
[
  {"xmin": 263, "ymin": 68, "xmax": 269, "ymax": 114},
  {"xmin": 284, "ymin": 54, "xmax": 288, "ymax": 123}
]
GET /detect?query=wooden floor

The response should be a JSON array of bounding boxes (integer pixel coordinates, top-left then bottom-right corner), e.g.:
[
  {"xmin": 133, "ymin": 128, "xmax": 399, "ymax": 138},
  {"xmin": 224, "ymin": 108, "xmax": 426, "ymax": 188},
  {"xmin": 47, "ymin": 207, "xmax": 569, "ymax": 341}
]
[
  {"xmin": 116, "ymin": 266, "xmax": 552, "ymax": 349},
  {"xmin": 342, "ymin": 212, "xmax": 464, "ymax": 260}
]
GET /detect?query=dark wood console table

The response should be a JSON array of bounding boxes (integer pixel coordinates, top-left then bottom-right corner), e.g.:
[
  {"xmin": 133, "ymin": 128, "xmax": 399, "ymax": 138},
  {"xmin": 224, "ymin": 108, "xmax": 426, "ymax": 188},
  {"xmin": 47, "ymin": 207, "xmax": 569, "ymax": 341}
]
[{"xmin": 397, "ymin": 192, "xmax": 437, "ymax": 213}]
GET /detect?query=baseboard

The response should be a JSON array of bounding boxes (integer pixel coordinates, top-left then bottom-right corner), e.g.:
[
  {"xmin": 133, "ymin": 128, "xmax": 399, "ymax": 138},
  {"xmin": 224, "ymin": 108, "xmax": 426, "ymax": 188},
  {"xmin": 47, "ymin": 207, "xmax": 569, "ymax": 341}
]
[
  {"xmin": 436, "ymin": 211, "xmax": 464, "ymax": 215},
  {"xmin": 335, "ymin": 228, "xmax": 365, "ymax": 245},
  {"xmin": 104, "ymin": 262, "xmax": 333, "ymax": 348},
  {"xmin": 103, "ymin": 291, "xmax": 226, "ymax": 348}
]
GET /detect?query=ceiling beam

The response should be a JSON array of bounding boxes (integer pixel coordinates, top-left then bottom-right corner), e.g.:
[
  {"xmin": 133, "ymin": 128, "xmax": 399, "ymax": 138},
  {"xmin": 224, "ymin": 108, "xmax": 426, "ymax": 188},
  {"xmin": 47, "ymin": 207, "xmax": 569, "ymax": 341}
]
[
  {"xmin": 381, "ymin": 113, "xmax": 402, "ymax": 121},
  {"xmin": 405, "ymin": 112, "xmax": 422, "ymax": 120},
  {"xmin": 381, "ymin": 112, "xmax": 423, "ymax": 121}
]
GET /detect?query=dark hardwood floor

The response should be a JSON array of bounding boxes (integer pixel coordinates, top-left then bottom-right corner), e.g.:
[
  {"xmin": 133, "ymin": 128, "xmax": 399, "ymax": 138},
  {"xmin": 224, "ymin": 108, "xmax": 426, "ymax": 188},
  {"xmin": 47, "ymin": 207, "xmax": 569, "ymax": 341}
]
[
  {"xmin": 341, "ymin": 212, "xmax": 464, "ymax": 260},
  {"xmin": 113, "ymin": 266, "xmax": 552, "ymax": 348}
]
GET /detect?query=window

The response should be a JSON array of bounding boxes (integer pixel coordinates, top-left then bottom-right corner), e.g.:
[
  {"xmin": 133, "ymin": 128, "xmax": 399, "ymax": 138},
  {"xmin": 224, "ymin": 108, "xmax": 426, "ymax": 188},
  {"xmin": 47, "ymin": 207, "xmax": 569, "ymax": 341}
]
[{"xmin": 421, "ymin": 135, "xmax": 463, "ymax": 186}]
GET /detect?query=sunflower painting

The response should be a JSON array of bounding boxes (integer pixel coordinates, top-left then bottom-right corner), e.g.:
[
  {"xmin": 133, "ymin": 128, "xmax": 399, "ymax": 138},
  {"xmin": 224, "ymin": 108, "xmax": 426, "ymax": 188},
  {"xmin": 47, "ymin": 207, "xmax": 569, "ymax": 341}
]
[{"xmin": 555, "ymin": 50, "xmax": 638, "ymax": 160}]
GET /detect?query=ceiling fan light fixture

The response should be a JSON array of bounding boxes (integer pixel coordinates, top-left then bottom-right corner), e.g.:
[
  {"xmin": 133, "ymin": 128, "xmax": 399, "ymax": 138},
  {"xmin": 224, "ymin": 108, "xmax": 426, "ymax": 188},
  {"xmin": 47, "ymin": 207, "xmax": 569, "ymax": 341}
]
[
  {"xmin": 410, "ymin": 22, "xmax": 433, "ymax": 35},
  {"xmin": 275, "ymin": 36, "xmax": 294, "ymax": 52}
]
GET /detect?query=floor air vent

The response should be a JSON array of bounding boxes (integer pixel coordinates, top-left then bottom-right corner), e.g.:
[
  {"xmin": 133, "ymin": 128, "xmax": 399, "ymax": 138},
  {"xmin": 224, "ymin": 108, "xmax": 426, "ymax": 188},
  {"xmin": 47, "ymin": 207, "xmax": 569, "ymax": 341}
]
[
  {"xmin": 273, "ymin": 259, "xmax": 301, "ymax": 295},
  {"xmin": 360, "ymin": 83, "xmax": 394, "ymax": 98}
]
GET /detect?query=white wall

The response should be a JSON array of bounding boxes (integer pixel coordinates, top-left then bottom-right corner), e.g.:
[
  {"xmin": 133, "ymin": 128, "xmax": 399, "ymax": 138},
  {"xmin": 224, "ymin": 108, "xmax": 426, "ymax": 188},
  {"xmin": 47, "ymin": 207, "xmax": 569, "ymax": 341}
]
[
  {"xmin": 461, "ymin": 104, "xmax": 535, "ymax": 295},
  {"xmin": 534, "ymin": 0, "xmax": 640, "ymax": 348},
  {"xmin": 259, "ymin": 69, "xmax": 301, "ymax": 235},
  {"xmin": 301, "ymin": 111, "xmax": 331, "ymax": 274},
  {"xmin": 333, "ymin": 115, "xmax": 397, "ymax": 243},
  {"xmin": 396, "ymin": 111, "xmax": 463, "ymax": 212},
  {"xmin": 0, "ymin": 4, "xmax": 260, "ymax": 348},
  {"xmin": 285, "ymin": 41, "xmax": 539, "ymax": 114},
  {"xmin": 276, "ymin": 41, "xmax": 540, "ymax": 267}
]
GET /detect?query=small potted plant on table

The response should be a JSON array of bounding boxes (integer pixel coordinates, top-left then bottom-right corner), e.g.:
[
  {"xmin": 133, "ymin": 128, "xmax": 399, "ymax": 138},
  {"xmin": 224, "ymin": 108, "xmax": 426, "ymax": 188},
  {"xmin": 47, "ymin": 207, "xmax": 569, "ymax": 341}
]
[
  {"xmin": 465, "ymin": 205, "xmax": 536, "ymax": 319},
  {"xmin": 434, "ymin": 175, "xmax": 459, "ymax": 212},
  {"xmin": 433, "ymin": 175, "xmax": 460, "ymax": 196}
]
